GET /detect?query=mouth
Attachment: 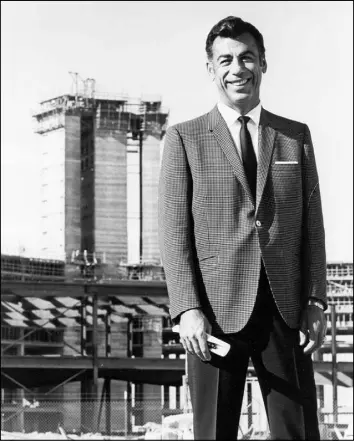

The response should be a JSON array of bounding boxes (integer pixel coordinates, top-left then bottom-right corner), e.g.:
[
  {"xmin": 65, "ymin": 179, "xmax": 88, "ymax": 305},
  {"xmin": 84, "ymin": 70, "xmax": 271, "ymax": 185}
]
[{"xmin": 228, "ymin": 78, "xmax": 251, "ymax": 87}]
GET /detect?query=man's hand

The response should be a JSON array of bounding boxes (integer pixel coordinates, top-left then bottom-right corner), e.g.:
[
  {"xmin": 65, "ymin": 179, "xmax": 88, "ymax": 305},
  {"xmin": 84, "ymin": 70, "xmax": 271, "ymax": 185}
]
[
  {"xmin": 179, "ymin": 309, "xmax": 212, "ymax": 362},
  {"xmin": 299, "ymin": 304, "xmax": 327, "ymax": 355}
]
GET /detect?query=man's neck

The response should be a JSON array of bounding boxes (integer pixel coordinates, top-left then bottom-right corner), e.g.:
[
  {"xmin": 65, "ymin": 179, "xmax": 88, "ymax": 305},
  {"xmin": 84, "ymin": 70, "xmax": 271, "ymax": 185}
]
[{"xmin": 220, "ymin": 99, "xmax": 261, "ymax": 115}]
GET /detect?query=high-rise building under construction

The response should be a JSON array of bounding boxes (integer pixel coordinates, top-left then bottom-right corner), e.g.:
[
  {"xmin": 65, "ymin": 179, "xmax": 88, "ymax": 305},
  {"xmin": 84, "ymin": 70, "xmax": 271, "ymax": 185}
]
[{"xmin": 32, "ymin": 79, "xmax": 168, "ymax": 267}]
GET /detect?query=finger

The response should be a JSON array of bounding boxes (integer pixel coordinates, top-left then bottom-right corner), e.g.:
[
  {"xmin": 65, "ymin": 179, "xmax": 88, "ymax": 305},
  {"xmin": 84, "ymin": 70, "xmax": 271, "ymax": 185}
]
[
  {"xmin": 190, "ymin": 336, "xmax": 206, "ymax": 361},
  {"xmin": 318, "ymin": 327, "xmax": 326, "ymax": 347},
  {"xmin": 313, "ymin": 321, "xmax": 325, "ymax": 350},
  {"xmin": 304, "ymin": 326, "xmax": 321, "ymax": 354},
  {"xmin": 299, "ymin": 314, "xmax": 308, "ymax": 346},
  {"xmin": 303, "ymin": 338, "xmax": 317, "ymax": 355},
  {"xmin": 323, "ymin": 318, "xmax": 328, "ymax": 338},
  {"xmin": 198, "ymin": 333, "xmax": 211, "ymax": 361},
  {"xmin": 304, "ymin": 307, "xmax": 325, "ymax": 352},
  {"xmin": 320, "ymin": 327, "xmax": 326, "ymax": 343},
  {"xmin": 299, "ymin": 330, "xmax": 307, "ymax": 346},
  {"xmin": 181, "ymin": 338, "xmax": 194, "ymax": 356},
  {"xmin": 180, "ymin": 341, "xmax": 188, "ymax": 355}
]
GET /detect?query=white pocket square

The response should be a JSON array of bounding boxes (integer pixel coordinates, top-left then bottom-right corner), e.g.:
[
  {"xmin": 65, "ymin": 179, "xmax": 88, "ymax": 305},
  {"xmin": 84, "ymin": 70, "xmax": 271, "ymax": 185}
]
[{"xmin": 274, "ymin": 161, "xmax": 298, "ymax": 164}]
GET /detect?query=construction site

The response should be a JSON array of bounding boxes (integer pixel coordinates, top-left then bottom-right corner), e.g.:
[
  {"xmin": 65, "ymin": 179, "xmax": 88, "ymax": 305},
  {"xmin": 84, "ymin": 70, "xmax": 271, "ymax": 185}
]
[
  {"xmin": 1, "ymin": 75, "xmax": 353, "ymax": 440},
  {"xmin": 1, "ymin": 256, "xmax": 353, "ymax": 439},
  {"xmin": 31, "ymin": 73, "xmax": 168, "ymax": 265}
]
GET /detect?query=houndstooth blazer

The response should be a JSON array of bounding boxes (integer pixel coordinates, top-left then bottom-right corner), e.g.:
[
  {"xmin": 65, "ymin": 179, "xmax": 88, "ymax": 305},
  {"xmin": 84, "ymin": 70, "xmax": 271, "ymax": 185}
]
[{"xmin": 158, "ymin": 105, "xmax": 327, "ymax": 334}]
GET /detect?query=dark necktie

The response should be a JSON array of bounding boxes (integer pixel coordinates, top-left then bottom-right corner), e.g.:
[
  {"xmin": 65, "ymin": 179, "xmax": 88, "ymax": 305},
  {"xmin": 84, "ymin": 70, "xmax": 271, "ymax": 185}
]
[{"xmin": 238, "ymin": 116, "xmax": 257, "ymax": 200}]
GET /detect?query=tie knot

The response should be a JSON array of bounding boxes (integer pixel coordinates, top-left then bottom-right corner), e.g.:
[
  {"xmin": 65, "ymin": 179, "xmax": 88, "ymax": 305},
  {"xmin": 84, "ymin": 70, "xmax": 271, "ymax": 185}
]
[{"xmin": 238, "ymin": 116, "xmax": 250, "ymax": 125}]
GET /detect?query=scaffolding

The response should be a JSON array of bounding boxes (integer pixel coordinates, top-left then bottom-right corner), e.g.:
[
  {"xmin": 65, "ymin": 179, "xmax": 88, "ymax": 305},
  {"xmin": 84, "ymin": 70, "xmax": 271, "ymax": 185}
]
[
  {"xmin": 32, "ymin": 76, "xmax": 169, "ymax": 139},
  {"xmin": 0, "ymin": 258, "xmax": 353, "ymax": 437},
  {"xmin": 0, "ymin": 280, "xmax": 352, "ymax": 437}
]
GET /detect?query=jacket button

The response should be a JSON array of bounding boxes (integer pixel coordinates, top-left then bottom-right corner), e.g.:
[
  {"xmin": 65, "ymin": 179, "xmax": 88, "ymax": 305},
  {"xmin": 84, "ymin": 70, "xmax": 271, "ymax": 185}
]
[{"xmin": 256, "ymin": 220, "xmax": 262, "ymax": 227}]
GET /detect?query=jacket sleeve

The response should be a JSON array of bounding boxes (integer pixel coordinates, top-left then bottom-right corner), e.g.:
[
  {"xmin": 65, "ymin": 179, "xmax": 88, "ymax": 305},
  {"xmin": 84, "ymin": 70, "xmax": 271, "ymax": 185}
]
[
  {"xmin": 158, "ymin": 126, "xmax": 201, "ymax": 322},
  {"xmin": 301, "ymin": 124, "xmax": 328, "ymax": 309}
]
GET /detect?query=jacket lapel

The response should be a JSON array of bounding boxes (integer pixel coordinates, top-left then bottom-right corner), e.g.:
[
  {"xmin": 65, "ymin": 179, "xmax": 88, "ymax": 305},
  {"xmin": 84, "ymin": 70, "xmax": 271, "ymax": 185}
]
[
  {"xmin": 256, "ymin": 109, "xmax": 277, "ymax": 211},
  {"xmin": 208, "ymin": 106, "xmax": 255, "ymax": 206}
]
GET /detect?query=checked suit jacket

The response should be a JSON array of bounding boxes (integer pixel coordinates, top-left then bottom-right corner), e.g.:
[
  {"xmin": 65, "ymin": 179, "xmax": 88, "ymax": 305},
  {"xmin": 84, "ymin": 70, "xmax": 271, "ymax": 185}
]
[{"xmin": 158, "ymin": 105, "xmax": 327, "ymax": 334}]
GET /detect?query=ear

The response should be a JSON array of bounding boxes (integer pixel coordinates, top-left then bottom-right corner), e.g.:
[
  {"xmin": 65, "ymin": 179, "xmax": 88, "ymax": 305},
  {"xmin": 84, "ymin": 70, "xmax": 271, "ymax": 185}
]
[
  {"xmin": 261, "ymin": 58, "xmax": 267, "ymax": 74},
  {"xmin": 206, "ymin": 60, "xmax": 215, "ymax": 81}
]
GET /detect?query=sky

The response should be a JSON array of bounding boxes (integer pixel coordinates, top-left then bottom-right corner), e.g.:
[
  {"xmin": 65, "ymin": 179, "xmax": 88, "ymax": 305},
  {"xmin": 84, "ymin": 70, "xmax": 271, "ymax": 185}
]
[{"xmin": 1, "ymin": 1, "xmax": 353, "ymax": 262}]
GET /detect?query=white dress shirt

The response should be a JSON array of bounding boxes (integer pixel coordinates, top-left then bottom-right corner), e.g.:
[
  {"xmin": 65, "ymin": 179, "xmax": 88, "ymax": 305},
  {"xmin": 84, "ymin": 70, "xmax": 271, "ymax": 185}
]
[{"xmin": 217, "ymin": 101, "xmax": 262, "ymax": 162}]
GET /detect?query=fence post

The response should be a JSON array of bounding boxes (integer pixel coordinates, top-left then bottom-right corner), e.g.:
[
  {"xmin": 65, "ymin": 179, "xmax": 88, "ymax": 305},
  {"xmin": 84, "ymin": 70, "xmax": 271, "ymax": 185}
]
[
  {"xmin": 105, "ymin": 304, "xmax": 112, "ymax": 435},
  {"xmin": 92, "ymin": 293, "xmax": 99, "ymax": 432},
  {"xmin": 331, "ymin": 304, "xmax": 338, "ymax": 425},
  {"xmin": 125, "ymin": 316, "xmax": 133, "ymax": 435},
  {"xmin": 105, "ymin": 379, "xmax": 111, "ymax": 435},
  {"xmin": 247, "ymin": 380, "xmax": 253, "ymax": 430}
]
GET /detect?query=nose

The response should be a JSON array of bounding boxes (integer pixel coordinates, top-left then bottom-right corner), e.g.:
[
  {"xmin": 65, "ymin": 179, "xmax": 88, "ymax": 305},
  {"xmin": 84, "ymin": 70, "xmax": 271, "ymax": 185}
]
[{"xmin": 229, "ymin": 57, "xmax": 243, "ymax": 75}]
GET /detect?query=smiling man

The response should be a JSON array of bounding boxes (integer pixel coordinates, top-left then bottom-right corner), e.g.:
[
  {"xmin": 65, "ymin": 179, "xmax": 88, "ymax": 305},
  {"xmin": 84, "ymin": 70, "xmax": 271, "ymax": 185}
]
[
  {"xmin": 208, "ymin": 32, "xmax": 265, "ymax": 115},
  {"xmin": 158, "ymin": 16, "xmax": 327, "ymax": 440}
]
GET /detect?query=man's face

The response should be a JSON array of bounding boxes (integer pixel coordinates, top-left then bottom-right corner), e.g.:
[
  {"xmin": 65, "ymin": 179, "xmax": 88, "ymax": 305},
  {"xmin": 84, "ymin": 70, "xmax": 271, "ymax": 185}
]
[{"xmin": 207, "ymin": 33, "xmax": 267, "ymax": 113}]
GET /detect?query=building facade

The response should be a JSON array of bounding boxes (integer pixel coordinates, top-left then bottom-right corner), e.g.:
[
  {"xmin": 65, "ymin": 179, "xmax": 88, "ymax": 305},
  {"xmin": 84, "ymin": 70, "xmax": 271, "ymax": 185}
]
[{"xmin": 33, "ymin": 92, "xmax": 168, "ymax": 267}]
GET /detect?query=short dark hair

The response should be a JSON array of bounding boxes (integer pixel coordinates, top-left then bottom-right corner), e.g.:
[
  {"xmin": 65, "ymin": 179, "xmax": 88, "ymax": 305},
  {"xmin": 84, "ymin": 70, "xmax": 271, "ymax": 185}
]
[{"xmin": 205, "ymin": 16, "xmax": 266, "ymax": 60}]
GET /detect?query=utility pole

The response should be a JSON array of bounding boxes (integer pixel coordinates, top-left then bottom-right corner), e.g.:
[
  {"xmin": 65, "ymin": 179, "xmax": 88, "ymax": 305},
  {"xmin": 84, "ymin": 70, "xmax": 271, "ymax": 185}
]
[{"xmin": 139, "ymin": 101, "xmax": 146, "ymax": 263}]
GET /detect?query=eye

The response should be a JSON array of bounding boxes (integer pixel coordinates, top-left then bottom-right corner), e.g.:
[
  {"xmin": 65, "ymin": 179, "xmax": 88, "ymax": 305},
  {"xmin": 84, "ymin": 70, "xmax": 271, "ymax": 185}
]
[{"xmin": 241, "ymin": 55, "xmax": 255, "ymax": 62}]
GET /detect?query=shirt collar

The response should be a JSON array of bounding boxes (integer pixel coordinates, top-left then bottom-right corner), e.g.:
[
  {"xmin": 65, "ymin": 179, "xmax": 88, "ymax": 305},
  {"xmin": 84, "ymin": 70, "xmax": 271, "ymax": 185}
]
[{"xmin": 217, "ymin": 101, "xmax": 262, "ymax": 128}]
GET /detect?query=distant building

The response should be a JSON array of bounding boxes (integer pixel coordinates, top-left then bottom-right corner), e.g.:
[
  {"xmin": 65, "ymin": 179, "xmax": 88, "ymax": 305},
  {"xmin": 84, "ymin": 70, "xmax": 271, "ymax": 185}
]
[{"xmin": 32, "ymin": 88, "xmax": 168, "ymax": 266}]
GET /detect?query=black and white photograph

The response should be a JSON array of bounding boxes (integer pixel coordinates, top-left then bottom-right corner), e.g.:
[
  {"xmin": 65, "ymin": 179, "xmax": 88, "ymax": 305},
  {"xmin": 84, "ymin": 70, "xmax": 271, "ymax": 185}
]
[{"xmin": 1, "ymin": 1, "xmax": 353, "ymax": 440}]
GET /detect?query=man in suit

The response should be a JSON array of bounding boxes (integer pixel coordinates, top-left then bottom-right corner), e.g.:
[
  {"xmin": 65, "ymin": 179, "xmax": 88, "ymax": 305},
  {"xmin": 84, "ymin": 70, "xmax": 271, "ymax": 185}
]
[{"xmin": 158, "ymin": 16, "xmax": 327, "ymax": 440}]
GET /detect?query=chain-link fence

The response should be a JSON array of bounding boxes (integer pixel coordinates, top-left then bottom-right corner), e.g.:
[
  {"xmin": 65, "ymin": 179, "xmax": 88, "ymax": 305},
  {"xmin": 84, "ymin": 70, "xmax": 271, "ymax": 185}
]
[
  {"xmin": 2, "ymin": 396, "xmax": 353, "ymax": 439},
  {"xmin": 1, "ymin": 399, "xmax": 264, "ymax": 437},
  {"xmin": 318, "ymin": 406, "xmax": 353, "ymax": 440}
]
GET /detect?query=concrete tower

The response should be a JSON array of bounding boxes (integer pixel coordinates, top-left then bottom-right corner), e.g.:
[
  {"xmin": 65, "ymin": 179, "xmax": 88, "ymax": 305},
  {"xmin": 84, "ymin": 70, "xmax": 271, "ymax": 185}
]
[{"xmin": 32, "ymin": 83, "xmax": 168, "ymax": 272}]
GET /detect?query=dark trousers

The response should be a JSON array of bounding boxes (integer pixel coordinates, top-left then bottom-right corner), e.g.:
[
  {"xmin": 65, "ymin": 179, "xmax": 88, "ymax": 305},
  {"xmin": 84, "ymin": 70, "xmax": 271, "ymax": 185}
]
[
  {"xmin": 295, "ymin": 344, "xmax": 321, "ymax": 440},
  {"xmin": 187, "ymin": 266, "xmax": 319, "ymax": 440}
]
